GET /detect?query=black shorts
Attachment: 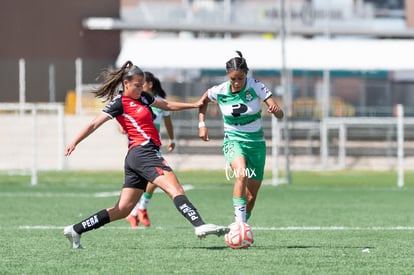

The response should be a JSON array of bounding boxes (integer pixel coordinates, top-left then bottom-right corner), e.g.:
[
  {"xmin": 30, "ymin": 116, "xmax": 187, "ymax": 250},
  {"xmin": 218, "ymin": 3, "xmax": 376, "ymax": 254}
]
[{"xmin": 123, "ymin": 141, "xmax": 172, "ymax": 190}]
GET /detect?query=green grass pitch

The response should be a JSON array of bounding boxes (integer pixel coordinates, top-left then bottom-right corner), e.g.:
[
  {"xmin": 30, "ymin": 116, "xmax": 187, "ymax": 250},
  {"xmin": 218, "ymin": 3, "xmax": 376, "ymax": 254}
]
[{"xmin": 1, "ymin": 170, "xmax": 414, "ymax": 274}]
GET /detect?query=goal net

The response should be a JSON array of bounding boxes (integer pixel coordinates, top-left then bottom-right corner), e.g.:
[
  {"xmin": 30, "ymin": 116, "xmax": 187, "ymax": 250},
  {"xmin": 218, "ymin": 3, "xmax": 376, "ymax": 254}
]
[{"xmin": 0, "ymin": 103, "xmax": 65, "ymax": 185}]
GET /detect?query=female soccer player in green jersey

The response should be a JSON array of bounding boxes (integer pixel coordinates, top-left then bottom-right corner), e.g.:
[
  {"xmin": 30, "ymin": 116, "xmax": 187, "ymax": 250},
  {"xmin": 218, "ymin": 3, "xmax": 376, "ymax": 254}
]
[{"xmin": 198, "ymin": 51, "xmax": 284, "ymax": 223}]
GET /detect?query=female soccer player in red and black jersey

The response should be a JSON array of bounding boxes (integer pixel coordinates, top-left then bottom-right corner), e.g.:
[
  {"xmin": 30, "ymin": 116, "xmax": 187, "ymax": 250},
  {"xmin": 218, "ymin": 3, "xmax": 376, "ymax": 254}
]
[
  {"xmin": 63, "ymin": 61, "xmax": 229, "ymax": 249},
  {"xmin": 126, "ymin": 71, "xmax": 176, "ymax": 228}
]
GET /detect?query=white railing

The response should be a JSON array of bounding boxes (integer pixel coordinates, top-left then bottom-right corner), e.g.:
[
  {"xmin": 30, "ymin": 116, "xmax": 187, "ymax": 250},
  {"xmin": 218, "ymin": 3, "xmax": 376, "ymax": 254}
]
[
  {"xmin": 0, "ymin": 102, "xmax": 411, "ymax": 187},
  {"xmin": 0, "ymin": 103, "xmax": 65, "ymax": 185}
]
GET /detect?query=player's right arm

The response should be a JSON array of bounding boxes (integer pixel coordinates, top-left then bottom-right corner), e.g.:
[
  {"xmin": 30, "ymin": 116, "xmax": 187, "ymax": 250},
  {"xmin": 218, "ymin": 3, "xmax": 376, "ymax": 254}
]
[
  {"xmin": 198, "ymin": 91, "xmax": 210, "ymax": 141},
  {"xmin": 64, "ymin": 113, "xmax": 111, "ymax": 156}
]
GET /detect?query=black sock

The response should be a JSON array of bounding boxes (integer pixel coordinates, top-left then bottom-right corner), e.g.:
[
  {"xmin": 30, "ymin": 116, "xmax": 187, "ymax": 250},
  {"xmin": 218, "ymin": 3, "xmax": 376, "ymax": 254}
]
[
  {"xmin": 173, "ymin": 195, "xmax": 204, "ymax": 227},
  {"xmin": 73, "ymin": 209, "xmax": 110, "ymax": 234}
]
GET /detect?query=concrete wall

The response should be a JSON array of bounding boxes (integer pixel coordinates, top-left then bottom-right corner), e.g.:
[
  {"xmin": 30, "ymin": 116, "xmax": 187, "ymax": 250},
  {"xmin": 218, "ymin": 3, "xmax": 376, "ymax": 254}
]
[{"xmin": 1, "ymin": 113, "xmax": 413, "ymax": 172}]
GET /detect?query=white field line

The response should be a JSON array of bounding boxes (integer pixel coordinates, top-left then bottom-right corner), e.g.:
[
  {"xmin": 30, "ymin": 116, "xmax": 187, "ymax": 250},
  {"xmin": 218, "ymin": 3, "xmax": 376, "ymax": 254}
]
[
  {"xmin": 17, "ymin": 225, "xmax": 414, "ymax": 231},
  {"xmin": 0, "ymin": 184, "xmax": 194, "ymax": 198}
]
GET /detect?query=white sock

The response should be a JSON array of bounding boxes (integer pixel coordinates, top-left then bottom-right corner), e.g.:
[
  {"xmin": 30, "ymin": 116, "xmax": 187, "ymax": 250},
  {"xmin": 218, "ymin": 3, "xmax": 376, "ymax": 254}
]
[
  {"xmin": 234, "ymin": 204, "xmax": 246, "ymax": 222},
  {"xmin": 137, "ymin": 192, "xmax": 152, "ymax": 210},
  {"xmin": 130, "ymin": 203, "xmax": 138, "ymax": 216}
]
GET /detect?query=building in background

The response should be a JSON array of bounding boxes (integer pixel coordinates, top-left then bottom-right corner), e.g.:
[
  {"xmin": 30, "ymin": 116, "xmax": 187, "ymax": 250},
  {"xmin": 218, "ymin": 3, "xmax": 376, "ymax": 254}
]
[
  {"xmin": 1, "ymin": 0, "xmax": 414, "ymax": 118},
  {"xmin": 110, "ymin": 0, "xmax": 414, "ymax": 117},
  {"xmin": 0, "ymin": 0, "xmax": 120, "ymax": 103}
]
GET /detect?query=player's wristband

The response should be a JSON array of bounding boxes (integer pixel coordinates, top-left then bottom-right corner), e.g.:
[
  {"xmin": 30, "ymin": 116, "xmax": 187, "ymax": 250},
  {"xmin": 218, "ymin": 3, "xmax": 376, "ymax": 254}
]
[
  {"xmin": 169, "ymin": 139, "xmax": 176, "ymax": 144},
  {"xmin": 198, "ymin": 121, "xmax": 206, "ymax": 128}
]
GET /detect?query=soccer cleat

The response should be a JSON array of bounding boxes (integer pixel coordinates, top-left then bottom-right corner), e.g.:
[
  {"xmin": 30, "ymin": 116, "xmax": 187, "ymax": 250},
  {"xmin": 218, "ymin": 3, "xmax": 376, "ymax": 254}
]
[
  {"xmin": 137, "ymin": 209, "xmax": 150, "ymax": 227},
  {"xmin": 195, "ymin": 224, "xmax": 230, "ymax": 239},
  {"xmin": 63, "ymin": 225, "xmax": 83, "ymax": 249},
  {"xmin": 126, "ymin": 214, "xmax": 139, "ymax": 228}
]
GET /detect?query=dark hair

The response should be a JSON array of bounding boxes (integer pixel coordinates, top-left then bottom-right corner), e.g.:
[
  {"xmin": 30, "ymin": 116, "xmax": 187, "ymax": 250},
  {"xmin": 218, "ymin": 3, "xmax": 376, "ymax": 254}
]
[
  {"xmin": 94, "ymin": 60, "xmax": 144, "ymax": 101},
  {"xmin": 225, "ymin": 51, "xmax": 249, "ymax": 73},
  {"xmin": 144, "ymin": 71, "xmax": 167, "ymax": 99}
]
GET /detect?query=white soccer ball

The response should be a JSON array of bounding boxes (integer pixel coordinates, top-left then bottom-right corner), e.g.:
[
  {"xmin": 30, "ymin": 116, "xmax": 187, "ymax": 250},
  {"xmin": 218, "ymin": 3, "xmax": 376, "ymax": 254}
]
[{"xmin": 224, "ymin": 222, "xmax": 254, "ymax": 249}]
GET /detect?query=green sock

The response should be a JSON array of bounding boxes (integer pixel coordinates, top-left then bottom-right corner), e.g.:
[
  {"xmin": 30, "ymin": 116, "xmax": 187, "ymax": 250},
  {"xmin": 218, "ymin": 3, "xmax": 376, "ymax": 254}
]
[
  {"xmin": 143, "ymin": 192, "xmax": 152, "ymax": 199},
  {"xmin": 232, "ymin": 197, "xmax": 246, "ymax": 205}
]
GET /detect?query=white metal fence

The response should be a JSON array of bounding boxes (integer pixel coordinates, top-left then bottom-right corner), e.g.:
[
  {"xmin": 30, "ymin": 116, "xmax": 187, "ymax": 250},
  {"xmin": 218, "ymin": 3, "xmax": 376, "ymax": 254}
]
[
  {"xmin": 0, "ymin": 103, "xmax": 65, "ymax": 185},
  {"xmin": 0, "ymin": 103, "xmax": 412, "ymax": 187}
]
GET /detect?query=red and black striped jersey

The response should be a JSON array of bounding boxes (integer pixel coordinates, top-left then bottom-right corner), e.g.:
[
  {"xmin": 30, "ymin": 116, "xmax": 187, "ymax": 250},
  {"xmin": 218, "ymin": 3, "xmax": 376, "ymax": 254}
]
[{"xmin": 103, "ymin": 92, "xmax": 161, "ymax": 149}]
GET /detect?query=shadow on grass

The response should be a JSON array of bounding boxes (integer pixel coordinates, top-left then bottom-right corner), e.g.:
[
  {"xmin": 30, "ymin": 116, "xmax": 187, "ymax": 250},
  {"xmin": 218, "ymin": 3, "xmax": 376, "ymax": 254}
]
[
  {"xmin": 251, "ymin": 245, "xmax": 375, "ymax": 250},
  {"xmin": 166, "ymin": 245, "xmax": 229, "ymax": 250}
]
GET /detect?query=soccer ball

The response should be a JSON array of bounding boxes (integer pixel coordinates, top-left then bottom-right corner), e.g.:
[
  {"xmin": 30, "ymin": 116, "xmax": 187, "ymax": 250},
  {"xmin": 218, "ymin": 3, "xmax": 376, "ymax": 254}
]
[{"xmin": 224, "ymin": 222, "xmax": 254, "ymax": 249}]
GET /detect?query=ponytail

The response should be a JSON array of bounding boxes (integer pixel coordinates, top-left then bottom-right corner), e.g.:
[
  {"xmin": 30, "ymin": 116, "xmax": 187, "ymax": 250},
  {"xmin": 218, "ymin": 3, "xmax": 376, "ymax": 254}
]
[{"xmin": 94, "ymin": 61, "xmax": 144, "ymax": 101}]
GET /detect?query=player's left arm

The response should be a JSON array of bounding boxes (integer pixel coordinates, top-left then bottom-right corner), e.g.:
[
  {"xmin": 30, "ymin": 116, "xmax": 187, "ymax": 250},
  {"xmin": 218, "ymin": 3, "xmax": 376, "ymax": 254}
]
[
  {"xmin": 152, "ymin": 97, "xmax": 202, "ymax": 111},
  {"xmin": 264, "ymin": 97, "xmax": 284, "ymax": 119},
  {"xmin": 163, "ymin": 115, "xmax": 175, "ymax": 152},
  {"xmin": 256, "ymin": 80, "xmax": 284, "ymax": 119}
]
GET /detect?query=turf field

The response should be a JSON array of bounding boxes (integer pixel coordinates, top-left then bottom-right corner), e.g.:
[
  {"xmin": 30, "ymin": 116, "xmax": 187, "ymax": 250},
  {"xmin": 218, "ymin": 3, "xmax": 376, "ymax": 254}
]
[{"xmin": 1, "ymin": 170, "xmax": 414, "ymax": 274}]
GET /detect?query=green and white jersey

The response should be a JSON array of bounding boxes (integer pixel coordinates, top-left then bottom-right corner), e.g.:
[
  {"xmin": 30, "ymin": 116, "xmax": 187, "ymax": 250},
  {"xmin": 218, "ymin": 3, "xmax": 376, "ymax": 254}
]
[
  {"xmin": 207, "ymin": 77, "xmax": 272, "ymax": 142},
  {"xmin": 152, "ymin": 96, "xmax": 170, "ymax": 132}
]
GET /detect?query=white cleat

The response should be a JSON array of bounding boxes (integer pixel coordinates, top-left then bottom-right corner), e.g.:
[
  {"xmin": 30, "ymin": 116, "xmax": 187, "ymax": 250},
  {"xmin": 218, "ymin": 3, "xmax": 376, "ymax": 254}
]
[
  {"xmin": 63, "ymin": 225, "xmax": 83, "ymax": 249},
  {"xmin": 195, "ymin": 224, "xmax": 230, "ymax": 239}
]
